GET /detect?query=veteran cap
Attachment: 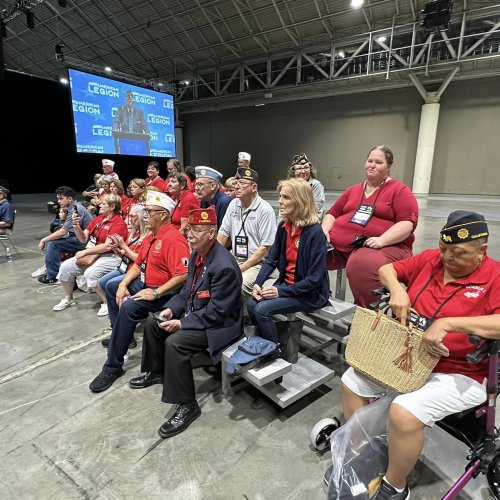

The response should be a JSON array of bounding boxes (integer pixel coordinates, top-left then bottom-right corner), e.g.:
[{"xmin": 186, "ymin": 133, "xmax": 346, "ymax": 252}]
[
  {"xmin": 195, "ymin": 166, "xmax": 223, "ymax": 183},
  {"xmin": 235, "ymin": 167, "xmax": 258, "ymax": 183},
  {"xmin": 238, "ymin": 152, "xmax": 251, "ymax": 161},
  {"xmin": 102, "ymin": 159, "xmax": 115, "ymax": 167},
  {"xmin": 440, "ymin": 210, "xmax": 489, "ymax": 244},
  {"xmin": 188, "ymin": 207, "xmax": 217, "ymax": 226},
  {"xmin": 145, "ymin": 191, "xmax": 177, "ymax": 213}
]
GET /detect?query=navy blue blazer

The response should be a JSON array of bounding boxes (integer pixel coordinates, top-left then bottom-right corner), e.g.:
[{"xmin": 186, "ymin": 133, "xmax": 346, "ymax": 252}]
[
  {"xmin": 255, "ymin": 222, "xmax": 330, "ymax": 310},
  {"xmin": 165, "ymin": 241, "xmax": 243, "ymax": 363}
]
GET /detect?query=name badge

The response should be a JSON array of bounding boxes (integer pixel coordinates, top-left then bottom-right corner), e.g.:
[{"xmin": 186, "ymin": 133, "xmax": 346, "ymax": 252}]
[
  {"xmin": 87, "ymin": 235, "xmax": 97, "ymax": 247},
  {"xmin": 235, "ymin": 235, "xmax": 248, "ymax": 258},
  {"xmin": 119, "ymin": 257, "xmax": 129, "ymax": 273},
  {"xmin": 409, "ymin": 310, "xmax": 433, "ymax": 332},
  {"xmin": 197, "ymin": 290, "xmax": 210, "ymax": 299},
  {"xmin": 350, "ymin": 203, "xmax": 374, "ymax": 227}
]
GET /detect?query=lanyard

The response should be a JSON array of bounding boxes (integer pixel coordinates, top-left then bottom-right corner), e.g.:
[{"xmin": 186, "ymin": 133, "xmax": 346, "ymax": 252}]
[
  {"xmin": 411, "ymin": 275, "xmax": 463, "ymax": 321},
  {"xmin": 236, "ymin": 209, "xmax": 251, "ymax": 237},
  {"xmin": 189, "ymin": 258, "xmax": 204, "ymax": 299},
  {"xmin": 142, "ymin": 237, "xmax": 157, "ymax": 268},
  {"xmin": 359, "ymin": 179, "xmax": 386, "ymax": 206}
]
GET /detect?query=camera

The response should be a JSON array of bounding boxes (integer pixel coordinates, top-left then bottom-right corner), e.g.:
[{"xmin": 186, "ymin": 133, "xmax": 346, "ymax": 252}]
[{"xmin": 47, "ymin": 201, "xmax": 60, "ymax": 215}]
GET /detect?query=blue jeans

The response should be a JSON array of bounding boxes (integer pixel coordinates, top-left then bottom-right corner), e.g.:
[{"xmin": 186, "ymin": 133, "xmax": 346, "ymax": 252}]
[
  {"xmin": 99, "ymin": 269, "xmax": 125, "ymax": 328},
  {"xmin": 45, "ymin": 236, "xmax": 86, "ymax": 279},
  {"xmin": 247, "ymin": 296, "xmax": 318, "ymax": 343},
  {"xmin": 102, "ymin": 277, "xmax": 173, "ymax": 374}
]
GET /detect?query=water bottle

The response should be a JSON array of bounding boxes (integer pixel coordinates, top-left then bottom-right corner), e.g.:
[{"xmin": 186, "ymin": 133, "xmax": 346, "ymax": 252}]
[{"xmin": 6, "ymin": 247, "xmax": 13, "ymax": 262}]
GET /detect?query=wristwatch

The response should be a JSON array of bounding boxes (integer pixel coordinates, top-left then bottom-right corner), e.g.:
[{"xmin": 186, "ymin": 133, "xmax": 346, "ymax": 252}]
[{"xmin": 151, "ymin": 288, "xmax": 159, "ymax": 298}]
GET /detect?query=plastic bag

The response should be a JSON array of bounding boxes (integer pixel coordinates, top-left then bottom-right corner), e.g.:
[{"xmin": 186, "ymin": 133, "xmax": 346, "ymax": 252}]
[{"xmin": 327, "ymin": 396, "xmax": 393, "ymax": 499}]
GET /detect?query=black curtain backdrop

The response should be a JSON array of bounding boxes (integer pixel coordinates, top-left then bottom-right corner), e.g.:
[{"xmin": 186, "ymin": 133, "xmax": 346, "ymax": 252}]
[{"xmin": 0, "ymin": 70, "xmax": 166, "ymax": 195}]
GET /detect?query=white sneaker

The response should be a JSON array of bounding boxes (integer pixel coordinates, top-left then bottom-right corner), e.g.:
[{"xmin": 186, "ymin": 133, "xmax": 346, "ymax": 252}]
[
  {"xmin": 53, "ymin": 298, "xmax": 76, "ymax": 311},
  {"xmin": 31, "ymin": 265, "xmax": 47, "ymax": 278},
  {"xmin": 97, "ymin": 303, "xmax": 109, "ymax": 317}
]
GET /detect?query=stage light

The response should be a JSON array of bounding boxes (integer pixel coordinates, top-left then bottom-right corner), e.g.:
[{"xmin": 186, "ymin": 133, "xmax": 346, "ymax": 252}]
[
  {"xmin": 55, "ymin": 43, "xmax": 65, "ymax": 61},
  {"xmin": 26, "ymin": 11, "xmax": 35, "ymax": 29},
  {"xmin": 421, "ymin": 0, "xmax": 453, "ymax": 32},
  {"xmin": 59, "ymin": 77, "xmax": 68, "ymax": 84}
]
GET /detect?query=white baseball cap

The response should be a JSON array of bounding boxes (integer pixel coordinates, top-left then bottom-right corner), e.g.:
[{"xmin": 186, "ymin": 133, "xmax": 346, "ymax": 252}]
[
  {"xmin": 238, "ymin": 152, "xmax": 251, "ymax": 161},
  {"xmin": 145, "ymin": 191, "xmax": 177, "ymax": 213}
]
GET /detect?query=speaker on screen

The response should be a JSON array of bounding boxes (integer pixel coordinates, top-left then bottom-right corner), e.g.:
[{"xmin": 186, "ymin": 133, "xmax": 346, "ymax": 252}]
[{"xmin": 67, "ymin": 68, "xmax": 176, "ymax": 158}]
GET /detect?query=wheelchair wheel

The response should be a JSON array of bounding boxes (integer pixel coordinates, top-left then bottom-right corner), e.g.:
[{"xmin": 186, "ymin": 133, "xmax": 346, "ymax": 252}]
[
  {"xmin": 487, "ymin": 453, "xmax": 500, "ymax": 499},
  {"xmin": 310, "ymin": 417, "xmax": 341, "ymax": 453}
]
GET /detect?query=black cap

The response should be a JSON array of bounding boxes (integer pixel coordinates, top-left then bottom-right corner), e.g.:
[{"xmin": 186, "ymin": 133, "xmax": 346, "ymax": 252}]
[
  {"xmin": 440, "ymin": 210, "xmax": 489, "ymax": 244},
  {"xmin": 235, "ymin": 167, "xmax": 258, "ymax": 183}
]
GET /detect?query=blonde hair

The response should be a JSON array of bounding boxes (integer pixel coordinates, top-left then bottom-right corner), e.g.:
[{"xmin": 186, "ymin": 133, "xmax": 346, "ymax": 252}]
[
  {"xmin": 277, "ymin": 178, "xmax": 318, "ymax": 227},
  {"xmin": 102, "ymin": 193, "xmax": 122, "ymax": 212},
  {"xmin": 225, "ymin": 176, "xmax": 236, "ymax": 189}
]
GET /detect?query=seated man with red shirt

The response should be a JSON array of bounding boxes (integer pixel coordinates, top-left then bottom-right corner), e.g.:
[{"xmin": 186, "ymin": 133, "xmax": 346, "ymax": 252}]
[
  {"xmin": 89, "ymin": 191, "xmax": 190, "ymax": 393},
  {"xmin": 337, "ymin": 211, "xmax": 500, "ymax": 500}
]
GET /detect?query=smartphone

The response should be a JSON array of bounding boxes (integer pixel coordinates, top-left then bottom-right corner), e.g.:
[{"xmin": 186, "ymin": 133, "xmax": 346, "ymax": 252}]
[{"xmin": 152, "ymin": 311, "xmax": 167, "ymax": 323}]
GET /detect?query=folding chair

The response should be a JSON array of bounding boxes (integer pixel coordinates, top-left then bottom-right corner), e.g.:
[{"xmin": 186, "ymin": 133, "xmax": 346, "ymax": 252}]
[{"xmin": 0, "ymin": 210, "xmax": 19, "ymax": 254}]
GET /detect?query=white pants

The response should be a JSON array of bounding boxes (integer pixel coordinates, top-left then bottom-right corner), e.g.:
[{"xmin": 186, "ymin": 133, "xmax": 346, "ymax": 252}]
[
  {"xmin": 57, "ymin": 254, "xmax": 121, "ymax": 289},
  {"xmin": 342, "ymin": 367, "xmax": 487, "ymax": 427}
]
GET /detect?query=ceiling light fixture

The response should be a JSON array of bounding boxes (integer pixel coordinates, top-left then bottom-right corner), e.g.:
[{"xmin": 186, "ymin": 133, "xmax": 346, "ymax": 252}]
[
  {"xmin": 351, "ymin": 0, "xmax": 364, "ymax": 8},
  {"xmin": 377, "ymin": 36, "xmax": 387, "ymax": 43},
  {"xmin": 104, "ymin": 66, "xmax": 112, "ymax": 73},
  {"xmin": 59, "ymin": 77, "xmax": 68, "ymax": 84}
]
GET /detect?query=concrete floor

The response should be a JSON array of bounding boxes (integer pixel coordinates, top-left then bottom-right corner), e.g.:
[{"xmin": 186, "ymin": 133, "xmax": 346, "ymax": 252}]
[{"xmin": 1, "ymin": 192, "xmax": 499, "ymax": 500}]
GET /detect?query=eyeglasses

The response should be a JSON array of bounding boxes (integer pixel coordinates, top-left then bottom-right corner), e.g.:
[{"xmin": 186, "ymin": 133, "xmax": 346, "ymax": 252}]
[
  {"xmin": 195, "ymin": 182, "xmax": 211, "ymax": 188},
  {"xmin": 186, "ymin": 226, "xmax": 212, "ymax": 234},
  {"xmin": 234, "ymin": 180, "xmax": 253, "ymax": 187},
  {"xmin": 143, "ymin": 208, "xmax": 166, "ymax": 216},
  {"xmin": 293, "ymin": 165, "xmax": 310, "ymax": 171}
]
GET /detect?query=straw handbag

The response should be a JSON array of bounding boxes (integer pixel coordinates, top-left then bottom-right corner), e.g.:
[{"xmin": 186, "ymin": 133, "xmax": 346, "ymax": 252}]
[{"xmin": 345, "ymin": 307, "xmax": 440, "ymax": 393}]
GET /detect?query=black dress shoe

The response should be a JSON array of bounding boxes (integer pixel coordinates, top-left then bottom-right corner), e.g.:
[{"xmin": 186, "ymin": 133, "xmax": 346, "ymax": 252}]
[
  {"xmin": 158, "ymin": 402, "xmax": 201, "ymax": 439},
  {"xmin": 101, "ymin": 337, "xmax": 137, "ymax": 349},
  {"xmin": 89, "ymin": 370, "xmax": 124, "ymax": 393},
  {"xmin": 129, "ymin": 371, "xmax": 163, "ymax": 389}
]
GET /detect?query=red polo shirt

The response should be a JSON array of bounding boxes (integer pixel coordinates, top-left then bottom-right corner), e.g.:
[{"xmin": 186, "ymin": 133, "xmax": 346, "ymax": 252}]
[
  {"xmin": 392, "ymin": 249, "xmax": 500, "ymax": 383},
  {"xmin": 170, "ymin": 190, "xmax": 199, "ymax": 229},
  {"xmin": 86, "ymin": 213, "xmax": 128, "ymax": 244},
  {"xmin": 283, "ymin": 221, "xmax": 303, "ymax": 286},
  {"xmin": 135, "ymin": 222, "xmax": 189, "ymax": 287}
]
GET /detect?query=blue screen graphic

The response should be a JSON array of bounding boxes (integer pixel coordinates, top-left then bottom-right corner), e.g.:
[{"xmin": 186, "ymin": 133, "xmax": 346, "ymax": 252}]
[{"xmin": 68, "ymin": 68, "xmax": 176, "ymax": 158}]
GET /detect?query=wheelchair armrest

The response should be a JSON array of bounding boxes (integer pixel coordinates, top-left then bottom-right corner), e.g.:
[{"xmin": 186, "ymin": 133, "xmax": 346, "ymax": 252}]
[{"xmin": 466, "ymin": 336, "xmax": 491, "ymax": 364}]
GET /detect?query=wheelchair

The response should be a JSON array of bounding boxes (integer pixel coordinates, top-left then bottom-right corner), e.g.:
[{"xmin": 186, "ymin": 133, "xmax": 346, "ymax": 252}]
[{"xmin": 310, "ymin": 289, "xmax": 500, "ymax": 499}]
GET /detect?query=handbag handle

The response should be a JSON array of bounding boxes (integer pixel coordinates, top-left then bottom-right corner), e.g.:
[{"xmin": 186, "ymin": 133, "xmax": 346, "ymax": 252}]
[{"xmin": 371, "ymin": 308, "xmax": 418, "ymax": 373}]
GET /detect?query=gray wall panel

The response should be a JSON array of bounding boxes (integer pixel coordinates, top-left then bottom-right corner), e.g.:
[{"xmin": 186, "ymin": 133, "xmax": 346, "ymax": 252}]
[
  {"xmin": 182, "ymin": 87, "xmax": 421, "ymax": 190},
  {"xmin": 432, "ymin": 78, "xmax": 500, "ymax": 195},
  {"xmin": 182, "ymin": 77, "xmax": 499, "ymax": 194}
]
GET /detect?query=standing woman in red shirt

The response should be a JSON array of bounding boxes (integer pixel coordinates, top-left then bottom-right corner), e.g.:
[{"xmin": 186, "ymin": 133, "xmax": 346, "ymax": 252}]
[
  {"xmin": 321, "ymin": 145, "xmax": 418, "ymax": 307},
  {"xmin": 167, "ymin": 172, "xmax": 199, "ymax": 235},
  {"xmin": 145, "ymin": 161, "xmax": 165, "ymax": 190}
]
